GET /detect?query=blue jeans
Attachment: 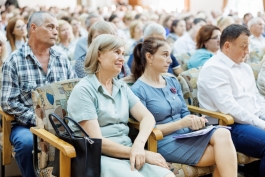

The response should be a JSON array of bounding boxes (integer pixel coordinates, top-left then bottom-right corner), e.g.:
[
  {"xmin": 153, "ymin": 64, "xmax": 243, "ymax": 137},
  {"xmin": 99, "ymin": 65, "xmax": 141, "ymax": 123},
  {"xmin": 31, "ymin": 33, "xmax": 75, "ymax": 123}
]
[
  {"xmin": 230, "ymin": 123, "xmax": 265, "ymax": 177},
  {"xmin": 10, "ymin": 125, "xmax": 36, "ymax": 177}
]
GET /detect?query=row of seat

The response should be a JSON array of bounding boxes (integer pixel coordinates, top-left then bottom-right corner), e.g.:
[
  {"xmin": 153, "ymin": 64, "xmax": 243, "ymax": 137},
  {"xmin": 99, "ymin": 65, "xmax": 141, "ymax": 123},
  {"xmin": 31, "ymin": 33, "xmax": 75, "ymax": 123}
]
[{"xmin": 0, "ymin": 68, "xmax": 261, "ymax": 177}]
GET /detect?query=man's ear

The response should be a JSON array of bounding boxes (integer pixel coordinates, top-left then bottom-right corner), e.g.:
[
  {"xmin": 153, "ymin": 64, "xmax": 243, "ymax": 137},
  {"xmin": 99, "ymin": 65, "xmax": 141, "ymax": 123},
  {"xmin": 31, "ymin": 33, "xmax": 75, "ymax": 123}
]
[{"xmin": 223, "ymin": 41, "xmax": 230, "ymax": 50}]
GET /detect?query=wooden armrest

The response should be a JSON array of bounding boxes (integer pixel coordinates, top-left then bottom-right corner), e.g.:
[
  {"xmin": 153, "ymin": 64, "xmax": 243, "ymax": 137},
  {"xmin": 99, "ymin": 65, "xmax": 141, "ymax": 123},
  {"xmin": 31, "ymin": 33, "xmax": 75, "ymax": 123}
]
[
  {"xmin": 30, "ymin": 127, "xmax": 76, "ymax": 158},
  {"xmin": 128, "ymin": 118, "xmax": 163, "ymax": 140},
  {"xmin": 0, "ymin": 107, "xmax": 15, "ymax": 121},
  {"xmin": 187, "ymin": 105, "xmax": 234, "ymax": 125}
]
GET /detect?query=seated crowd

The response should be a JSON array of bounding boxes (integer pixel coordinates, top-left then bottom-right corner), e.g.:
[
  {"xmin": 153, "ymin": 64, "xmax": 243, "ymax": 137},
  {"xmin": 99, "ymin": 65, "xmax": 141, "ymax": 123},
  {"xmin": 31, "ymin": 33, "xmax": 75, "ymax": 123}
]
[{"xmin": 0, "ymin": 2, "xmax": 265, "ymax": 177}]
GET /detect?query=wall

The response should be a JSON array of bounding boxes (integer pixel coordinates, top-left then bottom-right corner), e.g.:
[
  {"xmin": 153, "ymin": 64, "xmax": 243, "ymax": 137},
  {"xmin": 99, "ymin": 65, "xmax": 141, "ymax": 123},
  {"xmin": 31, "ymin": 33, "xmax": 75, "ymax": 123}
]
[{"xmin": 190, "ymin": 0, "xmax": 223, "ymax": 15}]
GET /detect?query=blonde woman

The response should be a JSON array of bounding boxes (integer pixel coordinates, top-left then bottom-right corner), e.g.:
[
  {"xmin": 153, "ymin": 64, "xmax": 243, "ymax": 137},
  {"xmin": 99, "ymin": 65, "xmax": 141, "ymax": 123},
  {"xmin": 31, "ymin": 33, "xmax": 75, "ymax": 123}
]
[
  {"xmin": 67, "ymin": 34, "xmax": 174, "ymax": 177},
  {"xmin": 125, "ymin": 20, "xmax": 143, "ymax": 55},
  {"xmin": 55, "ymin": 20, "xmax": 76, "ymax": 62}
]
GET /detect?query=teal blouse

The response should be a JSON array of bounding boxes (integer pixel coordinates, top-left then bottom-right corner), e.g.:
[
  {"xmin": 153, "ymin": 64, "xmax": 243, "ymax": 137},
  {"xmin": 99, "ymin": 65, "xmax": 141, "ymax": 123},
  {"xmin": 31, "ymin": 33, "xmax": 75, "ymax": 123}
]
[
  {"xmin": 67, "ymin": 74, "xmax": 139, "ymax": 146},
  {"xmin": 188, "ymin": 48, "xmax": 213, "ymax": 69}
]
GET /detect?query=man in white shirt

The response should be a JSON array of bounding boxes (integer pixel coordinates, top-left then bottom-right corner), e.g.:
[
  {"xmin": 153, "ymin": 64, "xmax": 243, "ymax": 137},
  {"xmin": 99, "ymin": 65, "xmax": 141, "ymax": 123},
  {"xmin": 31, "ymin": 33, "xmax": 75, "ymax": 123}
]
[
  {"xmin": 248, "ymin": 17, "xmax": 265, "ymax": 60},
  {"xmin": 172, "ymin": 18, "xmax": 206, "ymax": 56},
  {"xmin": 197, "ymin": 24, "xmax": 265, "ymax": 176}
]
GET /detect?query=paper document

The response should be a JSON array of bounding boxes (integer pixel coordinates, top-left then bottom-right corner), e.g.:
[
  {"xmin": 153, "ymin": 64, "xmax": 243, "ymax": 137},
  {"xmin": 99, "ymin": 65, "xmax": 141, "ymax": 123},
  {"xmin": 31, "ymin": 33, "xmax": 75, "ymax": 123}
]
[{"xmin": 173, "ymin": 125, "xmax": 231, "ymax": 139}]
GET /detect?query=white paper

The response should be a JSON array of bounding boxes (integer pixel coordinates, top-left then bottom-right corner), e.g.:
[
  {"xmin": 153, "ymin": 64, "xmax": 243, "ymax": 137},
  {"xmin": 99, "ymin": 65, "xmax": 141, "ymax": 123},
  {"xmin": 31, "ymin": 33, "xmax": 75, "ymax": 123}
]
[{"xmin": 173, "ymin": 125, "xmax": 231, "ymax": 139}]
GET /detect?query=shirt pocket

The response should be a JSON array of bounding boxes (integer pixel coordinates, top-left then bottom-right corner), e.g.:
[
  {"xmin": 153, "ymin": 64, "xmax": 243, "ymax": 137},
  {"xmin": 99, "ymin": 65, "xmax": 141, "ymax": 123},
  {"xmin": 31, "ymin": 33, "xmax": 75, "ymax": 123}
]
[{"xmin": 20, "ymin": 81, "xmax": 37, "ymax": 101}]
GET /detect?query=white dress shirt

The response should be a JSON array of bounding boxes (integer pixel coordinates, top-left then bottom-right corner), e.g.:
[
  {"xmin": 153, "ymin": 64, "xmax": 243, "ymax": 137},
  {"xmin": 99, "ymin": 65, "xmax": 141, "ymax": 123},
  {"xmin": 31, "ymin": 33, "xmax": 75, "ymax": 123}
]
[
  {"xmin": 198, "ymin": 51, "xmax": 265, "ymax": 129},
  {"xmin": 173, "ymin": 32, "xmax": 196, "ymax": 56}
]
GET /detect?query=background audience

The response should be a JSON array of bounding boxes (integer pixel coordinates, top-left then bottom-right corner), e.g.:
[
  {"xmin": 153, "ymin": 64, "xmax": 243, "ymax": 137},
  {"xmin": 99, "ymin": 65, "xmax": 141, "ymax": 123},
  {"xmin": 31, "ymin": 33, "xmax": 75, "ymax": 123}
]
[{"xmin": 188, "ymin": 25, "xmax": 221, "ymax": 69}]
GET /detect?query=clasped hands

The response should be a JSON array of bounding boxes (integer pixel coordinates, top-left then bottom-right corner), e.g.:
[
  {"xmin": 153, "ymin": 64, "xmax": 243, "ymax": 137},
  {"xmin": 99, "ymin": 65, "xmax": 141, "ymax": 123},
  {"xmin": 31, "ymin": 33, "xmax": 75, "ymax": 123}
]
[
  {"xmin": 181, "ymin": 115, "xmax": 208, "ymax": 130},
  {"xmin": 130, "ymin": 141, "xmax": 169, "ymax": 171}
]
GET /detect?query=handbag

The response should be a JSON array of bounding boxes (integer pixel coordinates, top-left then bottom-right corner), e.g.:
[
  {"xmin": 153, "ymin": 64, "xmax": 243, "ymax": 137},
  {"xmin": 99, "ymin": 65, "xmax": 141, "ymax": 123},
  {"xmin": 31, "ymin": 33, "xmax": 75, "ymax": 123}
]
[{"xmin": 48, "ymin": 113, "xmax": 102, "ymax": 177}]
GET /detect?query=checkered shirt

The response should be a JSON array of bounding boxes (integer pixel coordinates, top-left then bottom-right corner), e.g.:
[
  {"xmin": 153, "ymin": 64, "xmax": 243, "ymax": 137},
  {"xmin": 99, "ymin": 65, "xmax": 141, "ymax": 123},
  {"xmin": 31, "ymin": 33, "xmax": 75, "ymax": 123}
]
[{"xmin": 1, "ymin": 43, "xmax": 77, "ymax": 127}]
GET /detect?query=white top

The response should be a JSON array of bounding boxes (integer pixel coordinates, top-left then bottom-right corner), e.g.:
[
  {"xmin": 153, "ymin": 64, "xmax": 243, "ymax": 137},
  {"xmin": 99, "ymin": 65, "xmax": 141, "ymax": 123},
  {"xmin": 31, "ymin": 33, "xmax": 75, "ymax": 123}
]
[
  {"xmin": 198, "ymin": 50, "xmax": 265, "ymax": 129},
  {"xmin": 172, "ymin": 32, "xmax": 196, "ymax": 56},
  {"xmin": 6, "ymin": 39, "xmax": 26, "ymax": 55}
]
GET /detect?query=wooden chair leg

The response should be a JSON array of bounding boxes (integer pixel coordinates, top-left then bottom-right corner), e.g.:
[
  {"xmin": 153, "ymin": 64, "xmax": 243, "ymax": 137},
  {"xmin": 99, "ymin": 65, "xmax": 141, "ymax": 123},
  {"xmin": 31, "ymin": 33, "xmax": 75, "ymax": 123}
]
[{"xmin": 0, "ymin": 147, "xmax": 5, "ymax": 177}]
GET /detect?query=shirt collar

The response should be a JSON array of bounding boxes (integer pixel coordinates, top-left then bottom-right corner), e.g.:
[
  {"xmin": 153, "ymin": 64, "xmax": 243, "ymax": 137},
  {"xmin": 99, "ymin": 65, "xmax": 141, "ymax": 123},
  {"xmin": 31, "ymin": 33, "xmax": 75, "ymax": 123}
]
[
  {"xmin": 22, "ymin": 42, "xmax": 61, "ymax": 59},
  {"xmin": 88, "ymin": 74, "xmax": 123, "ymax": 93},
  {"xmin": 217, "ymin": 50, "xmax": 240, "ymax": 68}
]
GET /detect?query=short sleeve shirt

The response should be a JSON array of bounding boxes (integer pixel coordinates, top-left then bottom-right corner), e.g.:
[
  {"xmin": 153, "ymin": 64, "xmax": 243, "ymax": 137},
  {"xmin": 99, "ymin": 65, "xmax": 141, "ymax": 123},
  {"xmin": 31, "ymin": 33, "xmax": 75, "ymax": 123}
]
[{"xmin": 67, "ymin": 74, "xmax": 139, "ymax": 146}]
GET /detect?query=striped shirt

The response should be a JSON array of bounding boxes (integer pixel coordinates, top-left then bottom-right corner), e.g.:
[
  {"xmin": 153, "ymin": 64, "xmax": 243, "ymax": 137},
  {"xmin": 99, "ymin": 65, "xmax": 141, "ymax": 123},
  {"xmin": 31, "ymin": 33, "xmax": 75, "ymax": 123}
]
[{"xmin": 1, "ymin": 43, "xmax": 77, "ymax": 127}]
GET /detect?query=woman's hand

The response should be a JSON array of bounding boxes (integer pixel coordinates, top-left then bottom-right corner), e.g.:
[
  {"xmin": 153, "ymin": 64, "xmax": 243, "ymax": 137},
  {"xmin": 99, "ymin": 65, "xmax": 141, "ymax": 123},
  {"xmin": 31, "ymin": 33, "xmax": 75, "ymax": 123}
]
[
  {"xmin": 180, "ymin": 115, "xmax": 208, "ymax": 130},
  {"xmin": 145, "ymin": 151, "xmax": 169, "ymax": 169},
  {"xmin": 130, "ymin": 141, "xmax": 146, "ymax": 171}
]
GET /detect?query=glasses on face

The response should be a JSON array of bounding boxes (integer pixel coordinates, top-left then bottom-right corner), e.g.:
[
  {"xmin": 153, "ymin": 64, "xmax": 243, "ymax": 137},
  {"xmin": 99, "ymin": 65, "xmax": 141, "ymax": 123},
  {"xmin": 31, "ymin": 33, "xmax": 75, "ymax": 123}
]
[
  {"xmin": 15, "ymin": 24, "xmax": 26, "ymax": 30},
  {"xmin": 209, "ymin": 35, "xmax": 220, "ymax": 40}
]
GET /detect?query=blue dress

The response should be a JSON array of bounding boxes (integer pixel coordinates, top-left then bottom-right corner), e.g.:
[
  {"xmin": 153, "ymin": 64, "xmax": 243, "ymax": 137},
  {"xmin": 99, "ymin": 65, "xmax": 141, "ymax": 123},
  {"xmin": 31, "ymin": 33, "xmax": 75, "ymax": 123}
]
[{"xmin": 131, "ymin": 76, "xmax": 216, "ymax": 165}]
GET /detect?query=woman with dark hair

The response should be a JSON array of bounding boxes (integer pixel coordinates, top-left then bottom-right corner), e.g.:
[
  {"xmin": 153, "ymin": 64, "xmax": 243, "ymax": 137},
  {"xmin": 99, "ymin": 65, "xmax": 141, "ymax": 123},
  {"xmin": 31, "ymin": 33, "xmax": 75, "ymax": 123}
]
[
  {"xmin": 162, "ymin": 15, "xmax": 175, "ymax": 36},
  {"xmin": 131, "ymin": 37, "xmax": 237, "ymax": 177},
  {"xmin": 6, "ymin": 16, "xmax": 27, "ymax": 54},
  {"xmin": 68, "ymin": 34, "xmax": 174, "ymax": 177},
  {"xmin": 188, "ymin": 25, "xmax": 221, "ymax": 69},
  {"xmin": 166, "ymin": 19, "xmax": 186, "ymax": 47}
]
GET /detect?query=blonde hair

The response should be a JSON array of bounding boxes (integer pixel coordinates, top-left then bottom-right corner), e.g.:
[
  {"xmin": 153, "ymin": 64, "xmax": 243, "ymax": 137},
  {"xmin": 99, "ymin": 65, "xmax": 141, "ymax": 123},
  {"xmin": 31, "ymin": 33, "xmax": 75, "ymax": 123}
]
[
  {"xmin": 217, "ymin": 16, "xmax": 235, "ymax": 31},
  {"xmin": 129, "ymin": 20, "xmax": 142, "ymax": 39},
  {"xmin": 57, "ymin": 20, "xmax": 74, "ymax": 44},
  {"xmin": 0, "ymin": 32, "xmax": 7, "ymax": 66},
  {"xmin": 87, "ymin": 21, "xmax": 116, "ymax": 46},
  {"xmin": 84, "ymin": 34, "xmax": 125, "ymax": 74}
]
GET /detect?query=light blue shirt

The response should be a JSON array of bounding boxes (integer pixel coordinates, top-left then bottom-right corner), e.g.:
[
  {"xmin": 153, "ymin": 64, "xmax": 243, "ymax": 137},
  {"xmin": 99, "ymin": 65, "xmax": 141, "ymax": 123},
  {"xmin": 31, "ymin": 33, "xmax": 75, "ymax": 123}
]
[
  {"xmin": 73, "ymin": 37, "xmax": 88, "ymax": 60},
  {"xmin": 188, "ymin": 48, "xmax": 213, "ymax": 69},
  {"xmin": 67, "ymin": 74, "xmax": 139, "ymax": 146}
]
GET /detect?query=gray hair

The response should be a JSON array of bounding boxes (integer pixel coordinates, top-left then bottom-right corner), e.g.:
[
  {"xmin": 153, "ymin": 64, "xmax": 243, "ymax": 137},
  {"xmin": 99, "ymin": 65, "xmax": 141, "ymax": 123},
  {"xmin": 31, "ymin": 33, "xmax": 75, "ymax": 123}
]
[
  {"xmin": 85, "ymin": 14, "xmax": 103, "ymax": 29},
  {"xmin": 143, "ymin": 23, "xmax": 166, "ymax": 39},
  {"xmin": 247, "ymin": 17, "xmax": 264, "ymax": 29},
  {"xmin": 84, "ymin": 34, "xmax": 125, "ymax": 74},
  {"xmin": 27, "ymin": 11, "xmax": 56, "ymax": 33}
]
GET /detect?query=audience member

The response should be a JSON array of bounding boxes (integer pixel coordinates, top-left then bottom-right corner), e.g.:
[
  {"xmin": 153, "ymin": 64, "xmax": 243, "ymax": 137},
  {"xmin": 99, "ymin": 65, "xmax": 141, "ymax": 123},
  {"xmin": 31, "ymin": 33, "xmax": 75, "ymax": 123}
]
[
  {"xmin": 166, "ymin": 19, "xmax": 186, "ymax": 47},
  {"xmin": 243, "ymin": 13, "xmax": 253, "ymax": 27},
  {"xmin": 125, "ymin": 20, "xmax": 143, "ymax": 55},
  {"xmin": 162, "ymin": 15, "xmax": 175, "ymax": 36},
  {"xmin": 188, "ymin": 25, "xmax": 221, "ymax": 69},
  {"xmin": 128, "ymin": 23, "xmax": 183, "ymax": 76},
  {"xmin": 1, "ymin": 11, "xmax": 76, "ymax": 177},
  {"xmin": 197, "ymin": 24, "xmax": 265, "ymax": 177},
  {"xmin": 248, "ymin": 17, "xmax": 265, "ymax": 60},
  {"xmin": 55, "ymin": 19, "xmax": 76, "ymax": 62},
  {"xmin": 73, "ymin": 14, "xmax": 103, "ymax": 60},
  {"xmin": 67, "ymin": 34, "xmax": 174, "ymax": 177},
  {"xmin": 6, "ymin": 16, "xmax": 27, "ymax": 54},
  {"xmin": 0, "ymin": 32, "xmax": 7, "ymax": 105},
  {"xmin": 217, "ymin": 16, "xmax": 235, "ymax": 31},
  {"xmin": 131, "ymin": 37, "xmax": 237, "ymax": 177},
  {"xmin": 173, "ymin": 18, "xmax": 206, "ymax": 56},
  {"xmin": 257, "ymin": 60, "xmax": 265, "ymax": 97}
]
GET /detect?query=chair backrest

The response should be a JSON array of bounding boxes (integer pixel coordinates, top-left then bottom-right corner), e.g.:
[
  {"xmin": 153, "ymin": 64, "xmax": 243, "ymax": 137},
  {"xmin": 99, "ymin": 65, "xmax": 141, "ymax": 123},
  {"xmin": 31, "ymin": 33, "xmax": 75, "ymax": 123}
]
[
  {"xmin": 31, "ymin": 78, "xmax": 81, "ymax": 176},
  {"xmin": 247, "ymin": 61, "xmax": 263, "ymax": 81},
  {"xmin": 174, "ymin": 52, "xmax": 192, "ymax": 71},
  {"xmin": 179, "ymin": 68, "xmax": 201, "ymax": 107}
]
